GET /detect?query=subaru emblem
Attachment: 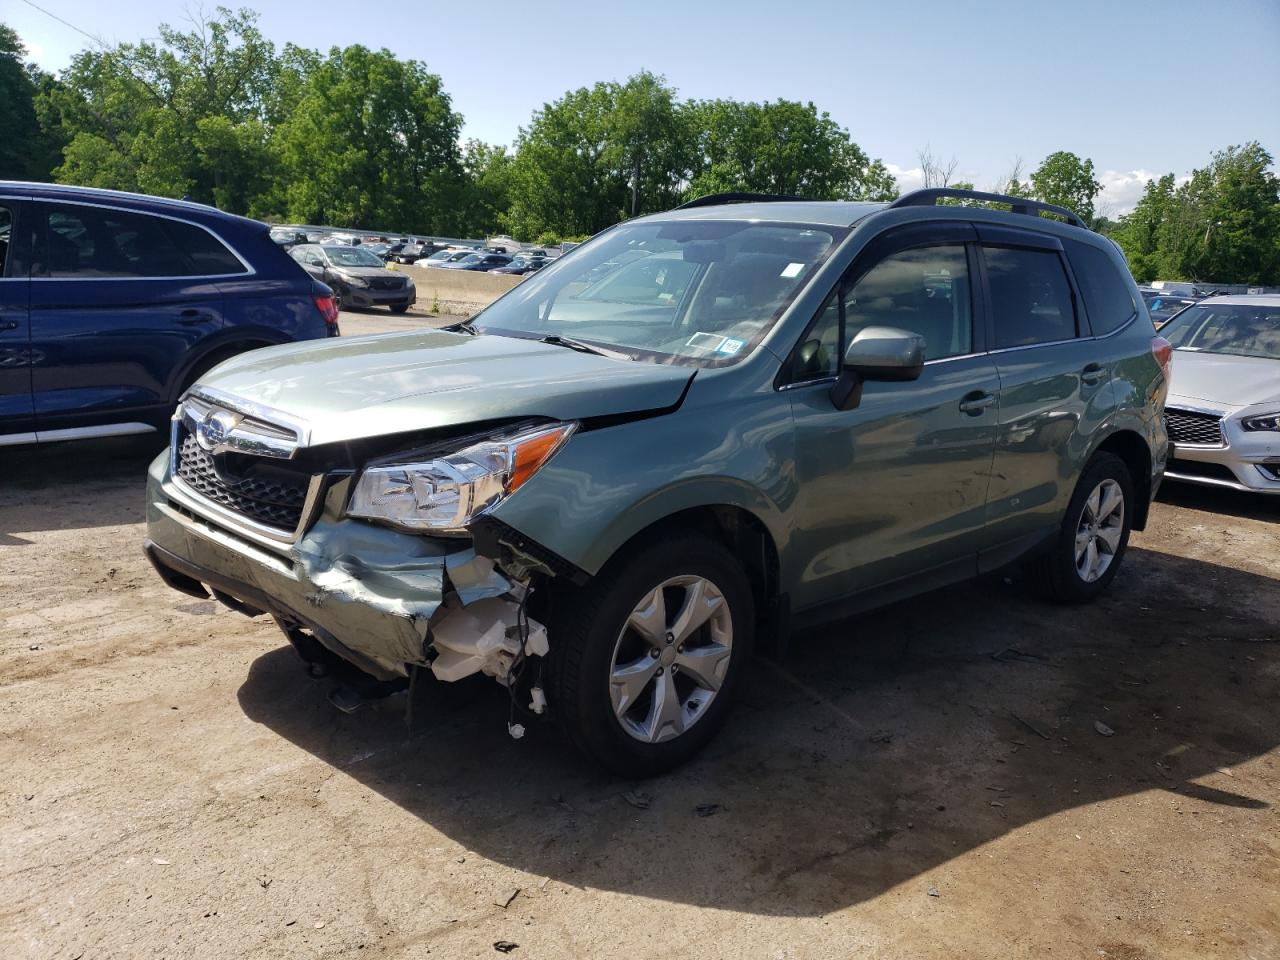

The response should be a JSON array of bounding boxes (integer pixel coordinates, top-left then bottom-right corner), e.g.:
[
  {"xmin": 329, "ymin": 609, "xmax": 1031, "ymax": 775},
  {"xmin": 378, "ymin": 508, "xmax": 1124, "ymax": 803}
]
[{"xmin": 196, "ymin": 409, "xmax": 241, "ymax": 452}]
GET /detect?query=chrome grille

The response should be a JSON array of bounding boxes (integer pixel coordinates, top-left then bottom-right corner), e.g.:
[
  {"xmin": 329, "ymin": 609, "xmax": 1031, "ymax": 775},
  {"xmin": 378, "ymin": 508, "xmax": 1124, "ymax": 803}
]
[
  {"xmin": 1164, "ymin": 408, "xmax": 1224, "ymax": 446},
  {"xmin": 175, "ymin": 434, "xmax": 309, "ymax": 531}
]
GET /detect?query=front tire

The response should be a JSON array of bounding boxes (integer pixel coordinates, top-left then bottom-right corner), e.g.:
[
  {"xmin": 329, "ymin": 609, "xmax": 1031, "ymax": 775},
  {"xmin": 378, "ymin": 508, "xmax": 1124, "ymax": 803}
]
[
  {"xmin": 389, "ymin": 303, "xmax": 410, "ymax": 314},
  {"xmin": 548, "ymin": 534, "xmax": 754, "ymax": 777},
  {"xmin": 1029, "ymin": 452, "xmax": 1133, "ymax": 603}
]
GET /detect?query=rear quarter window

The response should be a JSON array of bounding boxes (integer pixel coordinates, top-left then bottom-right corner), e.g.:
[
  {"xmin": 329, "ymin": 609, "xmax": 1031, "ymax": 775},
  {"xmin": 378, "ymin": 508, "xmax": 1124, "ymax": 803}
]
[{"xmin": 1064, "ymin": 239, "xmax": 1138, "ymax": 335}]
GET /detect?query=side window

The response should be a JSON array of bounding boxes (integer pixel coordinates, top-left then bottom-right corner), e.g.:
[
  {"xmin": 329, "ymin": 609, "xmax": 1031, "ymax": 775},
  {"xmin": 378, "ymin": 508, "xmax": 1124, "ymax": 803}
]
[
  {"xmin": 844, "ymin": 245, "xmax": 973, "ymax": 361},
  {"xmin": 43, "ymin": 205, "xmax": 188, "ymax": 277},
  {"xmin": 984, "ymin": 245, "xmax": 1077, "ymax": 348},
  {"xmin": 1063, "ymin": 239, "xmax": 1137, "ymax": 335},
  {"xmin": 789, "ymin": 243, "xmax": 974, "ymax": 382},
  {"xmin": 164, "ymin": 219, "xmax": 246, "ymax": 275}
]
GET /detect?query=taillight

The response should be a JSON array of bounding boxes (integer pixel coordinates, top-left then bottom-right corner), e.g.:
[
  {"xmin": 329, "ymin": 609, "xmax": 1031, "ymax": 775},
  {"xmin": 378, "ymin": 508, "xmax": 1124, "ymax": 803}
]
[
  {"xmin": 314, "ymin": 292, "xmax": 339, "ymax": 328},
  {"xmin": 1151, "ymin": 336, "xmax": 1173, "ymax": 381}
]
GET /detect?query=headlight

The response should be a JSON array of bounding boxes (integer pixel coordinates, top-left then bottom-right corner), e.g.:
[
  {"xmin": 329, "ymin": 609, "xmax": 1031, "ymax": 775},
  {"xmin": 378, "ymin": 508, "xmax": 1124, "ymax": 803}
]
[
  {"xmin": 347, "ymin": 422, "xmax": 577, "ymax": 533},
  {"xmin": 1242, "ymin": 412, "xmax": 1280, "ymax": 432},
  {"xmin": 338, "ymin": 272, "xmax": 368, "ymax": 288}
]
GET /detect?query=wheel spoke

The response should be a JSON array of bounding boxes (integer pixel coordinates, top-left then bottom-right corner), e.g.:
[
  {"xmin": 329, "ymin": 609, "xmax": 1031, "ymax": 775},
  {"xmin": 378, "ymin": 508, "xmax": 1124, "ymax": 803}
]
[
  {"xmin": 610, "ymin": 656, "xmax": 660, "ymax": 718},
  {"xmin": 1074, "ymin": 530, "xmax": 1091, "ymax": 562},
  {"xmin": 641, "ymin": 669, "xmax": 685, "ymax": 743},
  {"xmin": 627, "ymin": 586, "xmax": 667, "ymax": 646},
  {"xmin": 1097, "ymin": 483, "xmax": 1123, "ymax": 523},
  {"xmin": 675, "ymin": 643, "xmax": 731, "ymax": 692},
  {"xmin": 1096, "ymin": 524, "xmax": 1122, "ymax": 554},
  {"xmin": 670, "ymin": 579, "xmax": 723, "ymax": 643},
  {"xmin": 1083, "ymin": 539, "xmax": 1099, "ymax": 580},
  {"xmin": 1084, "ymin": 486, "xmax": 1102, "ymax": 523}
]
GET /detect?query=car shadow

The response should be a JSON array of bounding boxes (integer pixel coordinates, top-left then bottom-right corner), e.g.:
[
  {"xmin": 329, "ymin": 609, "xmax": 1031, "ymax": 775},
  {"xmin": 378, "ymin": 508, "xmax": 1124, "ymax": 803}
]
[
  {"xmin": 1156, "ymin": 479, "xmax": 1279, "ymax": 522},
  {"xmin": 236, "ymin": 546, "xmax": 1278, "ymax": 916},
  {"xmin": 0, "ymin": 436, "xmax": 158, "ymax": 542}
]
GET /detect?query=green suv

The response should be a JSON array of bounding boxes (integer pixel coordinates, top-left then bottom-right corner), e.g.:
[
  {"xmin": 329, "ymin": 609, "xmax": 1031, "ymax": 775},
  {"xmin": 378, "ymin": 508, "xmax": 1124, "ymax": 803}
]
[{"xmin": 144, "ymin": 189, "xmax": 1171, "ymax": 776}]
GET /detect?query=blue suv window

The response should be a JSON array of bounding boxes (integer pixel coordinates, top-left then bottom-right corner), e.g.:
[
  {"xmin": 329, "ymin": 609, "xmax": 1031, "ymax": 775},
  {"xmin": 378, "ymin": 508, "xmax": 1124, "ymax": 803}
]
[{"xmin": 36, "ymin": 203, "xmax": 245, "ymax": 279}]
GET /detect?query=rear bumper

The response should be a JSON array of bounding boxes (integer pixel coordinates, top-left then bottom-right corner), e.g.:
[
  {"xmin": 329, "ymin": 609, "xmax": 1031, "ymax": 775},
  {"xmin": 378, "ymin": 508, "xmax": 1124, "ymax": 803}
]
[{"xmin": 144, "ymin": 452, "xmax": 514, "ymax": 679}]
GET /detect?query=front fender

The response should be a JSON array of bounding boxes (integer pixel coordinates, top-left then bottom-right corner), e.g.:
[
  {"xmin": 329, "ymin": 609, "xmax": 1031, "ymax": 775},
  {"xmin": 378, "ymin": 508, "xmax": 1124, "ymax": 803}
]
[{"xmin": 487, "ymin": 387, "xmax": 797, "ymax": 580}]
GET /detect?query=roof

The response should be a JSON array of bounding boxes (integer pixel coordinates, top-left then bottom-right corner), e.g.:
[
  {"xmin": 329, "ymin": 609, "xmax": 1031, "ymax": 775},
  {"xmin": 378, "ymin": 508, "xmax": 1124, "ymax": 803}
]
[
  {"xmin": 637, "ymin": 200, "xmax": 888, "ymax": 228},
  {"xmin": 0, "ymin": 180, "xmax": 259, "ymax": 227},
  {"xmin": 1196, "ymin": 294, "xmax": 1280, "ymax": 306}
]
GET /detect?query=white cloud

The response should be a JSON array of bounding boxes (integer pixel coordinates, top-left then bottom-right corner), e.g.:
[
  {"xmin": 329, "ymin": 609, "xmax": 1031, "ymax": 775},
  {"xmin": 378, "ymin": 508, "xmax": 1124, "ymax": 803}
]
[
  {"xmin": 23, "ymin": 39, "xmax": 46, "ymax": 65},
  {"xmin": 1095, "ymin": 169, "xmax": 1193, "ymax": 218},
  {"xmin": 886, "ymin": 163, "xmax": 925, "ymax": 193}
]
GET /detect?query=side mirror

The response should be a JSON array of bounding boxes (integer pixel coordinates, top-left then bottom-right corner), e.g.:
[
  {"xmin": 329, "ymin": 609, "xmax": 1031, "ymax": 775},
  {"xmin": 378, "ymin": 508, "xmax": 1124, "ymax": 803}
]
[{"xmin": 831, "ymin": 326, "xmax": 926, "ymax": 411}]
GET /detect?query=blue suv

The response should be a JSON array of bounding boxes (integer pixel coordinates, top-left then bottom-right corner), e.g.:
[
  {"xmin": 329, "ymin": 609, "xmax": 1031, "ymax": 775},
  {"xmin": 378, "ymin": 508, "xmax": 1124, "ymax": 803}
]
[{"xmin": 0, "ymin": 182, "xmax": 339, "ymax": 447}]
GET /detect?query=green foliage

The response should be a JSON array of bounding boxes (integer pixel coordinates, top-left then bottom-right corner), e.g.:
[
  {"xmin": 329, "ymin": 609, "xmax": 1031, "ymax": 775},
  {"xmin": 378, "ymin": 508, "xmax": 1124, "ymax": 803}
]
[
  {"xmin": 1030, "ymin": 151, "xmax": 1103, "ymax": 223},
  {"xmin": 684, "ymin": 98, "xmax": 897, "ymax": 202},
  {"xmin": 1111, "ymin": 144, "xmax": 1280, "ymax": 285},
  {"xmin": 0, "ymin": 23, "xmax": 60, "ymax": 180},
  {"xmin": 275, "ymin": 44, "xmax": 463, "ymax": 231}
]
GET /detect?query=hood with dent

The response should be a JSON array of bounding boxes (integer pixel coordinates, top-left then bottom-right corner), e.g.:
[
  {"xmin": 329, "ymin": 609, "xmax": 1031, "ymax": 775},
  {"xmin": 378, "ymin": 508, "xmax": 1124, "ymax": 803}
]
[
  {"xmin": 1167, "ymin": 350, "xmax": 1280, "ymax": 407},
  {"xmin": 198, "ymin": 329, "xmax": 693, "ymax": 446}
]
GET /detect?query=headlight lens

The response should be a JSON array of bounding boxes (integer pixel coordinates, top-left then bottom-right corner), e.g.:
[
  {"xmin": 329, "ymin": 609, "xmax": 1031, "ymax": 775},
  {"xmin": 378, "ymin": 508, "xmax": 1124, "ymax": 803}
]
[
  {"xmin": 1242, "ymin": 412, "xmax": 1280, "ymax": 432},
  {"xmin": 347, "ymin": 422, "xmax": 576, "ymax": 532},
  {"xmin": 339, "ymin": 272, "xmax": 368, "ymax": 287}
]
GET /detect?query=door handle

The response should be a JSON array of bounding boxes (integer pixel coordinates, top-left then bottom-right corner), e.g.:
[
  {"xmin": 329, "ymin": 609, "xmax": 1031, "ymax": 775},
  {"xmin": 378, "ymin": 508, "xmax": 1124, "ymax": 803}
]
[
  {"xmin": 958, "ymin": 391, "xmax": 996, "ymax": 416},
  {"xmin": 176, "ymin": 309, "xmax": 212, "ymax": 325},
  {"xmin": 1080, "ymin": 363, "xmax": 1107, "ymax": 385},
  {"xmin": 0, "ymin": 320, "xmax": 19, "ymax": 332}
]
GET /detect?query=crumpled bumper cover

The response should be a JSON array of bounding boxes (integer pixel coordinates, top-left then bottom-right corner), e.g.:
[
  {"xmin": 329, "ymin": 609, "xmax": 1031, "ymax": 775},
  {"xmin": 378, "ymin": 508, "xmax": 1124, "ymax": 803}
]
[{"xmin": 143, "ymin": 452, "xmax": 515, "ymax": 679}]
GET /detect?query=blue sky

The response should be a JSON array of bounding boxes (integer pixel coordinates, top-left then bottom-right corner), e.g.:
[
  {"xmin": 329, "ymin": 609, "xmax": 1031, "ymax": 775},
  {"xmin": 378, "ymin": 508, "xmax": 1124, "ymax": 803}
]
[{"xmin": 8, "ymin": 0, "xmax": 1279, "ymax": 213}]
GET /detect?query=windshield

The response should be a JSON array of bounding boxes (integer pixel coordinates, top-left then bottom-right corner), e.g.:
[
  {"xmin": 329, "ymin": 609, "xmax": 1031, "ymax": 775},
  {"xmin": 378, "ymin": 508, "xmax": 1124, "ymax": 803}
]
[
  {"xmin": 1161, "ymin": 303, "xmax": 1280, "ymax": 360},
  {"xmin": 326, "ymin": 247, "xmax": 385, "ymax": 268},
  {"xmin": 471, "ymin": 220, "xmax": 842, "ymax": 365},
  {"xmin": 456, "ymin": 254, "xmax": 482, "ymax": 265}
]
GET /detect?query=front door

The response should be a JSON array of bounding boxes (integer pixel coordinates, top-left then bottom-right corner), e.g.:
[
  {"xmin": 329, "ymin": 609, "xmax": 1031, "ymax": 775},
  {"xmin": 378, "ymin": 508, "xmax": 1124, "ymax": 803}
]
[
  {"xmin": 0, "ymin": 200, "xmax": 34, "ymax": 439},
  {"xmin": 786, "ymin": 226, "xmax": 999, "ymax": 612}
]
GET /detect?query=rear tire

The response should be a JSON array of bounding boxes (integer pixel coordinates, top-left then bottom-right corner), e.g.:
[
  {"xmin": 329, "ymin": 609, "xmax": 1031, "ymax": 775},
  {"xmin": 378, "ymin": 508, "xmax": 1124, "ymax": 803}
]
[
  {"xmin": 547, "ymin": 533, "xmax": 754, "ymax": 777},
  {"xmin": 1029, "ymin": 452, "xmax": 1133, "ymax": 604}
]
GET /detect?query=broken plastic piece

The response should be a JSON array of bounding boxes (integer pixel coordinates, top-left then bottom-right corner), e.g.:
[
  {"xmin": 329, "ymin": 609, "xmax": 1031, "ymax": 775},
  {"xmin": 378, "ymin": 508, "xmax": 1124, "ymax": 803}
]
[
  {"xmin": 508, "ymin": 722, "xmax": 526, "ymax": 740},
  {"xmin": 524, "ymin": 623, "xmax": 549, "ymax": 657},
  {"xmin": 529, "ymin": 686, "xmax": 547, "ymax": 715},
  {"xmin": 429, "ymin": 596, "xmax": 549, "ymax": 684}
]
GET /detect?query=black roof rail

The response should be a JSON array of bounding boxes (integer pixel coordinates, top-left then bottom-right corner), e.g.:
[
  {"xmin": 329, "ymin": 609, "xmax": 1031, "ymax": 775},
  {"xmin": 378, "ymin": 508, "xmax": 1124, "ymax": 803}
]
[
  {"xmin": 675, "ymin": 191, "xmax": 808, "ymax": 210},
  {"xmin": 888, "ymin": 188, "xmax": 1087, "ymax": 228}
]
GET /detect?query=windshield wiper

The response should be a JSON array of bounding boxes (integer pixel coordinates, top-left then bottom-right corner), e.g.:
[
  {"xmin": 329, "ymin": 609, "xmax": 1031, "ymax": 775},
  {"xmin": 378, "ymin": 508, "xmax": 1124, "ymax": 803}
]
[
  {"xmin": 442, "ymin": 318, "xmax": 479, "ymax": 335},
  {"xmin": 538, "ymin": 334, "xmax": 635, "ymax": 361}
]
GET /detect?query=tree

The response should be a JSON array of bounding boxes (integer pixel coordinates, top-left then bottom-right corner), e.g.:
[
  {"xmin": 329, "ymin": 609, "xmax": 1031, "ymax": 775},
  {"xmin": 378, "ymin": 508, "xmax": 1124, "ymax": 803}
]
[
  {"xmin": 1111, "ymin": 174, "xmax": 1176, "ymax": 282},
  {"xmin": 275, "ymin": 44, "xmax": 464, "ymax": 231},
  {"xmin": 916, "ymin": 144, "xmax": 959, "ymax": 189},
  {"xmin": 36, "ymin": 7, "xmax": 284, "ymax": 206},
  {"xmin": 1029, "ymin": 151, "xmax": 1102, "ymax": 223},
  {"xmin": 686, "ymin": 99, "xmax": 896, "ymax": 202},
  {"xmin": 504, "ymin": 73, "xmax": 688, "ymax": 240},
  {"xmin": 0, "ymin": 23, "xmax": 60, "ymax": 180}
]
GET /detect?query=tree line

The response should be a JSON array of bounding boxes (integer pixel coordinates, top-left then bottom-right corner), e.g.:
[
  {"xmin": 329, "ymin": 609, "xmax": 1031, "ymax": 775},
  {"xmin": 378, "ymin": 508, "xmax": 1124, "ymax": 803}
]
[{"xmin": 2, "ymin": 9, "xmax": 1276, "ymax": 282}]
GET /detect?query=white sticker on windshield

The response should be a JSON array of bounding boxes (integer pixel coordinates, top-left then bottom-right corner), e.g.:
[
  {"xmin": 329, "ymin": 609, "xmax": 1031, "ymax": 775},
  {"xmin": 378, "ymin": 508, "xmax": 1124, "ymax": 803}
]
[
  {"xmin": 718, "ymin": 338, "xmax": 745, "ymax": 355},
  {"xmin": 781, "ymin": 262, "xmax": 805, "ymax": 279},
  {"xmin": 686, "ymin": 332, "xmax": 726, "ymax": 351}
]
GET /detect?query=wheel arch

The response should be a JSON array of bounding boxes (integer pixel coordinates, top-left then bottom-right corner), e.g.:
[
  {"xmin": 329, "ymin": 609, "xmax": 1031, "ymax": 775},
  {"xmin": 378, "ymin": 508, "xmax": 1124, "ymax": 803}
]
[{"xmin": 1090, "ymin": 428, "xmax": 1154, "ymax": 530}]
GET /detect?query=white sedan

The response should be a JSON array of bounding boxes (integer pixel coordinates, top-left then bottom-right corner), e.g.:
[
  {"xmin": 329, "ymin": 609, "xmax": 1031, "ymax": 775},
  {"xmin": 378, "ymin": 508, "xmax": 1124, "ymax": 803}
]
[{"xmin": 1161, "ymin": 295, "xmax": 1280, "ymax": 494}]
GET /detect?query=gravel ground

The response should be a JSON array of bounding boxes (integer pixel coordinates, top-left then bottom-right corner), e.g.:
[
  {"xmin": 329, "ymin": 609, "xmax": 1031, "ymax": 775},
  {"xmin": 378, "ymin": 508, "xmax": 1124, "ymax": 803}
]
[{"xmin": 2, "ymin": 383, "xmax": 1278, "ymax": 957}]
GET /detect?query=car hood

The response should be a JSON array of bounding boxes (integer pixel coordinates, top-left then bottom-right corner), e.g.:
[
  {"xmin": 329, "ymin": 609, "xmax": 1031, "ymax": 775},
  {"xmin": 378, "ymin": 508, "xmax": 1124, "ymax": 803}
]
[
  {"xmin": 197, "ymin": 329, "xmax": 694, "ymax": 446},
  {"xmin": 1167, "ymin": 350, "xmax": 1280, "ymax": 407},
  {"xmin": 329, "ymin": 265, "xmax": 398, "ymax": 278}
]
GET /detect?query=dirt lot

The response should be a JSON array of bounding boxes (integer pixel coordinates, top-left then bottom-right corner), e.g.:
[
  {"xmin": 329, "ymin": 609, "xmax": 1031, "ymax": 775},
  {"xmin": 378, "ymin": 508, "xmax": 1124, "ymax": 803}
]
[{"xmin": 3, "ymin": 376, "xmax": 1278, "ymax": 957}]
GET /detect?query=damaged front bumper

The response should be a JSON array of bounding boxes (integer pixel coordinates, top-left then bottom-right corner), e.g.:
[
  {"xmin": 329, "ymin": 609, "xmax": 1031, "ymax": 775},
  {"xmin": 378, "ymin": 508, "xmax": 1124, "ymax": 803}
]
[{"xmin": 143, "ymin": 452, "xmax": 545, "ymax": 683}]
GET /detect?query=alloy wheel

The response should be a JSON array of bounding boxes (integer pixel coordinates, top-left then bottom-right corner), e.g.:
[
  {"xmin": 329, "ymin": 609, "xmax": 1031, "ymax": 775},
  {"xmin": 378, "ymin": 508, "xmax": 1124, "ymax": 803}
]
[
  {"xmin": 608, "ymin": 575, "xmax": 734, "ymax": 743},
  {"xmin": 1074, "ymin": 478, "xmax": 1125, "ymax": 583}
]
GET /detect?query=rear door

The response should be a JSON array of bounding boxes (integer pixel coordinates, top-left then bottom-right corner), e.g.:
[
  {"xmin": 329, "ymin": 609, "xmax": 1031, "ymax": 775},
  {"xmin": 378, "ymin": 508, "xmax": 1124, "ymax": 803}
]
[
  {"xmin": 978, "ymin": 226, "xmax": 1112, "ymax": 560},
  {"xmin": 27, "ymin": 201, "xmax": 234, "ymax": 433},
  {"xmin": 0, "ymin": 199, "xmax": 35, "ymax": 438}
]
